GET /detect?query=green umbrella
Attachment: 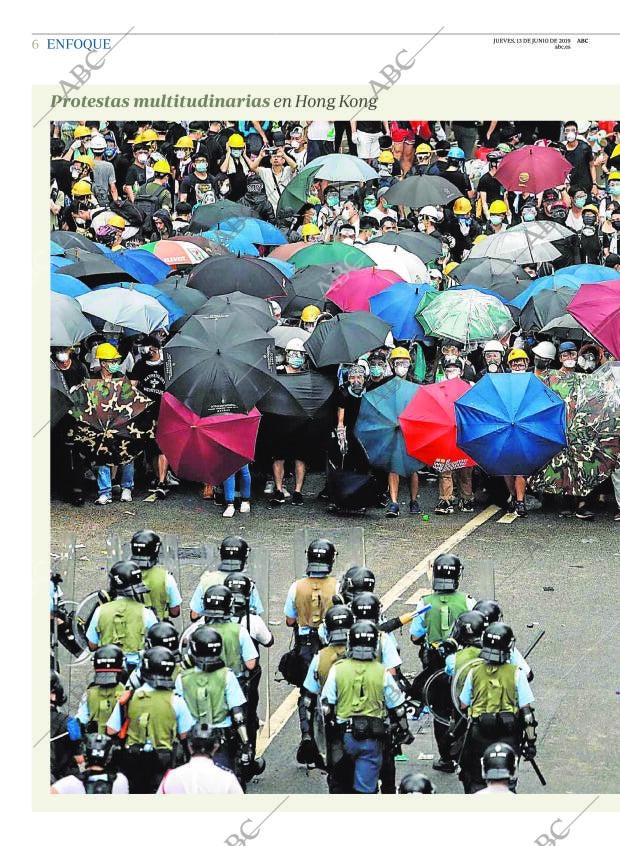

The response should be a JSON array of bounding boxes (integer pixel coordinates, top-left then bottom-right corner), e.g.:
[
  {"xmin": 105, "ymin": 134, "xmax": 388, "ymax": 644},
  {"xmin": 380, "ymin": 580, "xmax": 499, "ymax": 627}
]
[
  {"xmin": 289, "ymin": 242, "xmax": 376, "ymax": 271},
  {"xmin": 276, "ymin": 165, "xmax": 322, "ymax": 217},
  {"xmin": 416, "ymin": 288, "xmax": 515, "ymax": 345}
]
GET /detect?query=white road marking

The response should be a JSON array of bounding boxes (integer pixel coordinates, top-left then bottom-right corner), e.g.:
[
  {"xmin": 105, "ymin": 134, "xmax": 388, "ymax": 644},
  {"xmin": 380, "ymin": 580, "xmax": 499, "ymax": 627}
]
[
  {"xmin": 497, "ymin": 512, "xmax": 518, "ymax": 524},
  {"xmin": 255, "ymin": 504, "xmax": 501, "ymax": 755}
]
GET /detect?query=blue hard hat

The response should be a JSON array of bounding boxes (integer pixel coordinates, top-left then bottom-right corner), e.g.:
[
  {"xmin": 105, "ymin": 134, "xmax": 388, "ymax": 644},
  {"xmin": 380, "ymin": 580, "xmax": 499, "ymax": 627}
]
[
  {"xmin": 558, "ymin": 341, "xmax": 577, "ymax": 353},
  {"xmin": 447, "ymin": 146, "xmax": 465, "ymax": 160}
]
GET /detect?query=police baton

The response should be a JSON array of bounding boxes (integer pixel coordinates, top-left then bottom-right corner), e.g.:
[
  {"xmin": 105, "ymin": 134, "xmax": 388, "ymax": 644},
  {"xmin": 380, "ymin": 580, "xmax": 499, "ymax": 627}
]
[
  {"xmin": 522, "ymin": 629, "xmax": 545, "ymax": 660},
  {"xmin": 379, "ymin": 603, "xmax": 432, "ymax": 634},
  {"xmin": 527, "ymin": 755, "xmax": 547, "ymax": 787}
]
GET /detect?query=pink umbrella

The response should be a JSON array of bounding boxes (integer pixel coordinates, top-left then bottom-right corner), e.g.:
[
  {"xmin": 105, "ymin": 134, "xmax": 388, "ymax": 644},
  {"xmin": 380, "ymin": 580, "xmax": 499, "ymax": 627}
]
[
  {"xmin": 495, "ymin": 145, "xmax": 572, "ymax": 194},
  {"xmin": 156, "ymin": 392, "xmax": 261, "ymax": 485},
  {"xmin": 325, "ymin": 268, "xmax": 402, "ymax": 312},
  {"xmin": 268, "ymin": 242, "xmax": 309, "ymax": 262},
  {"xmin": 567, "ymin": 278, "xmax": 620, "ymax": 358}
]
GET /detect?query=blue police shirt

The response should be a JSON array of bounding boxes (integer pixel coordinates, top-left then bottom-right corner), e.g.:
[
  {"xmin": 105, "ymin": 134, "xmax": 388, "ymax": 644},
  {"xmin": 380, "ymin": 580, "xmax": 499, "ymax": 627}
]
[
  {"xmin": 106, "ymin": 683, "xmax": 196, "ymax": 735},
  {"xmin": 190, "ymin": 575, "xmax": 263, "ymax": 616},
  {"xmin": 459, "ymin": 666, "xmax": 534, "ymax": 709},
  {"xmin": 445, "ymin": 646, "xmax": 531, "ymax": 677},
  {"xmin": 174, "ymin": 667, "xmax": 246, "ymax": 728},
  {"xmin": 284, "ymin": 579, "xmax": 334, "ymax": 635},
  {"xmin": 409, "ymin": 595, "xmax": 475, "ymax": 640},
  {"xmin": 321, "ymin": 662, "xmax": 405, "ymax": 722},
  {"xmin": 86, "ymin": 605, "xmax": 158, "ymax": 665}
]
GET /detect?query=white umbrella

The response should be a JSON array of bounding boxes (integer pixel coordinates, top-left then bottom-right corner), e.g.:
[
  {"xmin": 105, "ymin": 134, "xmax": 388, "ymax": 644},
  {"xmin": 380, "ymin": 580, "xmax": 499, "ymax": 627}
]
[
  {"xmin": 77, "ymin": 288, "xmax": 169, "ymax": 334},
  {"xmin": 268, "ymin": 325, "xmax": 311, "ymax": 348},
  {"xmin": 51, "ymin": 291, "xmax": 96, "ymax": 346},
  {"xmin": 358, "ymin": 243, "xmax": 430, "ymax": 284},
  {"xmin": 468, "ymin": 229, "xmax": 561, "ymax": 264},
  {"xmin": 508, "ymin": 220, "xmax": 574, "ymax": 241},
  {"xmin": 299, "ymin": 153, "xmax": 378, "ymax": 182}
]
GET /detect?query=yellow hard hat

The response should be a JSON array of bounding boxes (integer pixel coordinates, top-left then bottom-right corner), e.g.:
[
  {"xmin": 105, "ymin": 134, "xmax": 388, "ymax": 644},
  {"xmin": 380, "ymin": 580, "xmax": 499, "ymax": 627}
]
[
  {"xmin": 152, "ymin": 159, "xmax": 171, "ymax": 175},
  {"xmin": 378, "ymin": 151, "xmax": 395, "ymax": 163},
  {"xmin": 141, "ymin": 129, "xmax": 159, "ymax": 142},
  {"xmin": 107, "ymin": 214, "xmax": 126, "ymax": 229},
  {"xmin": 174, "ymin": 136, "xmax": 195, "ymax": 149},
  {"xmin": 301, "ymin": 223, "xmax": 321, "ymax": 238},
  {"xmin": 453, "ymin": 198, "xmax": 472, "ymax": 215},
  {"xmin": 445, "ymin": 261, "xmax": 460, "ymax": 275},
  {"xmin": 73, "ymin": 126, "xmax": 91, "ymax": 139},
  {"xmin": 416, "ymin": 143, "xmax": 432, "ymax": 155},
  {"xmin": 507, "ymin": 348, "xmax": 529, "ymax": 363},
  {"xmin": 227, "ymin": 133, "xmax": 246, "ymax": 149},
  {"xmin": 609, "ymin": 145, "xmax": 620, "ymax": 162},
  {"xmin": 300, "ymin": 305, "xmax": 321, "ymax": 322},
  {"xmin": 489, "ymin": 199, "xmax": 508, "ymax": 215},
  {"xmin": 132, "ymin": 133, "xmax": 146, "ymax": 145},
  {"xmin": 473, "ymin": 234, "xmax": 488, "ymax": 245},
  {"xmin": 608, "ymin": 169, "xmax": 620, "ymax": 181},
  {"xmin": 94, "ymin": 342, "xmax": 122, "ymax": 361},
  {"xmin": 389, "ymin": 346, "xmax": 411, "ymax": 361},
  {"xmin": 71, "ymin": 180, "xmax": 92, "ymax": 197},
  {"xmin": 583, "ymin": 204, "xmax": 599, "ymax": 215},
  {"xmin": 74, "ymin": 155, "xmax": 94, "ymax": 170}
]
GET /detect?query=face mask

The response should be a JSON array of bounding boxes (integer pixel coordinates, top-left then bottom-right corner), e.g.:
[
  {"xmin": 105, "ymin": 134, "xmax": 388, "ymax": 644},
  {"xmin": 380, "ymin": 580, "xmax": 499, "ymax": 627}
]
[
  {"xmin": 175, "ymin": 150, "xmax": 186, "ymax": 160},
  {"xmin": 587, "ymin": 135, "xmax": 598, "ymax": 143},
  {"xmin": 458, "ymin": 218, "xmax": 471, "ymax": 234},
  {"xmin": 309, "ymin": 188, "xmax": 319, "ymax": 197},
  {"xmin": 561, "ymin": 358, "xmax": 577, "ymax": 368},
  {"xmin": 445, "ymin": 368, "xmax": 460, "ymax": 380},
  {"xmin": 137, "ymin": 153, "xmax": 148, "ymax": 164},
  {"xmin": 106, "ymin": 362, "xmax": 123, "ymax": 374},
  {"xmin": 363, "ymin": 199, "xmax": 377, "ymax": 212},
  {"xmin": 287, "ymin": 355, "xmax": 304, "ymax": 369},
  {"xmin": 611, "ymin": 219, "xmax": 620, "ymax": 231},
  {"xmin": 565, "ymin": 131, "xmax": 577, "ymax": 142},
  {"xmin": 348, "ymin": 381, "xmax": 365, "ymax": 395},
  {"xmin": 310, "ymin": 212, "xmax": 318, "ymax": 225},
  {"xmin": 139, "ymin": 346, "xmax": 151, "ymax": 355},
  {"xmin": 490, "ymin": 214, "xmax": 503, "ymax": 225},
  {"xmin": 609, "ymin": 184, "xmax": 620, "ymax": 196},
  {"xmin": 342, "ymin": 209, "xmax": 353, "ymax": 221},
  {"xmin": 370, "ymin": 365, "xmax": 384, "ymax": 378},
  {"xmin": 383, "ymin": 201, "xmax": 393, "ymax": 210},
  {"xmin": 55, "ymin": 352, "xmax": 69, "ymax": 363},
  {"xmin": 534, "ymin": 356, "xmax": 551, "ymax": 370},
  {"xmin": 436, "ymin": 209, "xmax": 444, "ymax": 222},
  {"xmin": 394, "ymin": 363, "xmax": 409, "ymax": 377},
  {"xmin": 290, "ymin": 140, "xmax": 300, "ymax": 149},
  {"xmin": 485, "ymin": 353, "xmax": 501, "ymax": 366},
  {"xmin": 219, "ymin": 184, "xmax": 230, "ymax": 196},
  {"xmin": 104, "ymin": 147, "xmax": 117, "ymax": 160},
  {"xmin": 578, "ymin": 355, "xmax": 596, "ymax": 371},
  {"xmin": 418, "ymin": 222, "xmax": 427, "ymax": 232},
  {"xmin": 231, "ymin": 149, "xmax": 243, "ymax": 159},
  {"xmin": 195, "ymin": 163, "xmax": 207, "ymax": 173},
  {"xmin": 574, "ymin": 197, "xmax": 586, "ymax": 209},
  {"xmin": 326, "ymin": 195, "xmax": 339, "ymax": 207},
  {"xmin": 70, "ymin": 166, "xmax": 81, "ymax": 179},
  {"xmin": 522, "ymin": 211, "xmax": 536, "ymax": 222},
  {"xmin": 341, "ymin": 236, "xmax": 354, "ymax": 245}
]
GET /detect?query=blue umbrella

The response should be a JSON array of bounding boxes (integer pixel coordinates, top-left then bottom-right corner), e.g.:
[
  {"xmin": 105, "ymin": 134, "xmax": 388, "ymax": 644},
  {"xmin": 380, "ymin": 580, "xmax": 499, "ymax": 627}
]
[
  {"xmin": 260, "ymin": 256, "xmax": 296, "ymax": 279},
  {"xmin": 455, "ymin": 373, "xmax": 566, "ymax": 476},
  {"xmin": 109, "ymin": 249, "xmax": 170, "ymax": 284},
  {"xmin": 354, "ymin": 378, "xmax": 424, "ymax": 476},
  {"xmin": 50, "ymin": 241, "xmax": 65, "ymax": 256},
  {"xmin": 369, "ymin": 282, "xmax": 434, "ymax": 341},
  {"xmin": 555, "ymin": 264, "xmax": 619, "ymax": 283},
  {"xmin": 50, "ymin": 255, "xmax": 75, "ymax": 270},
  {"xmin": 216, "ymin": 216, "xmax": 287, "ymax": 246},
  {"xmin": 511, "ymin": 271, "xmax": 604, "ymax": 310},
  {"xmin": 200, "ymin": 229, "xmax": 259, "ymax": 256},
  {"xmin": 97, "ymin": 282, "xmax": 185, "ymax": 325},
  {"xmin": 51, "ymin": 272, "xmax": 89, "ymax": 297}
]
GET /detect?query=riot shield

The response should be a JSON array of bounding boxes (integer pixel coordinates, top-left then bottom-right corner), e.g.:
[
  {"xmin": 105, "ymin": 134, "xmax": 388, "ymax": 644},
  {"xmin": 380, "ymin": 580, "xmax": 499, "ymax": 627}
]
[
  {"xmin": 450, "ymin": 656, "xmax": 484, "ymax": 713},
  {"xmin": 245, "ymin": 546, "xmax": 272, "ymax": 747},
  {"xmin": 472, "ymin": 558, "xmax": 496, "ymax": 604},
  {"xmin": 293, "ymin": 526, "xmax": 366, "ymax": 582},
  {"xmin": 51, "ymin": 533, "xmax": 78, "ymax": 669},
  {"xmin": 174, "ymin": 539, "xmax": 219, "ymax": 630},
  {"xmin": 73, "ymin": 591, "xmax": 102, "ymax": 655},
  {"xmin": 422, "ymin": 669, "xmax": 453, "ymax": 727}
]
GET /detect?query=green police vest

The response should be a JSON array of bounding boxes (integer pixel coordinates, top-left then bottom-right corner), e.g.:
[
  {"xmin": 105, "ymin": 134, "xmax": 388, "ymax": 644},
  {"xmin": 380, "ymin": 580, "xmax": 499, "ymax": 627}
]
[
  {"xmin": 141, "ymin": 566, "xmax": 168, "ymax": 620},
  {"xmin": 181, "ymin": 667, "xmax": 228, "ymax": 725},
  {"xmin": 86, "ymin": 683, "xmax": 125, "ymax": 734},
  {"xmin": 453, "ymin": 646, "xmax": 482, "ymax": 698},
  {"xmin": 334, "ymin": 659, "xmax": 386, "ymax": 720},
  {"xmin": 209, "ymin": 621, "xmax": 242, "ymax": 676},
  {"xmin": 469, "ymin": 663, "xmax": 518, "ymax": 718},
  {"xmin": 126, "ymin": 688, "xmax": 177, "ymax": 750},
  {"xmin": 198, "ymin": 570, "xmax": 225, "ymax": 598},
  {"xmin": 422, "ymin": 592, "xmax": 469, "ymax": 644},
  {"xmin": 97, "ymin": 598, "xmax": 146, "ymax": 653},
  {"xmin": 317, "ymin": 644, "xmax": 347, "ymax": 689}
]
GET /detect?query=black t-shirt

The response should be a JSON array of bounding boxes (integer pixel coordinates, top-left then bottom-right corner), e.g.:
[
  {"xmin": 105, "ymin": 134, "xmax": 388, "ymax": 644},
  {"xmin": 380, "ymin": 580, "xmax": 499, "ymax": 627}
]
[
  {"xmin": 111, "ymin": 153, "xmax": 131, "ymax": 192},
  {"xmin": 477, "ymin": 172, "xmax": 504, "ymax": 205},
  {"xmin": 52, "ymin": 358, "xmax": 89, "ymax": 390},
  {"xmin": 366, "ymin": 373, "xmax": 395, "ymax": 392},
  {"xmin": 218, "ymin": 157, "xmax": 248, "ymax": 201},
  {"xmin": 51, "ymin": 159, "xmax": 72, "ymax": 197},
  {"xmin": 564, "ymin": 141, "xmax": 593, "ymax": 190},
  {"xmin": 129, "ymin": 358, "xmax": 166, "ymax": 410},
  {"xmin": 336, "ymin": 385, "xmax": 365, "ymax": 429},
  {"xmin": 123, "ymin": 163, "xmax": 147, "ymax": 192},
  {"xmin": 179, "ymin": 173, "xmax": 217, "ymax": 207},
  {"xmin": 356, "ymin": 121, "xmax": 383, "ymax": 134},
  {"xmin": 442, "ymin": 169, "xmax": 472, "ymax": 196}
]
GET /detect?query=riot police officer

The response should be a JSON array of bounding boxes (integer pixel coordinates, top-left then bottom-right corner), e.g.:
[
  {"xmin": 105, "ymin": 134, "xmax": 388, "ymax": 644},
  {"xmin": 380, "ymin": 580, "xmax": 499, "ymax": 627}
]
[
  {"xmin": 321, "ymin": 621, "xmax": 413, "ymax": 794},
  {"xmin": 190, "ymin": 536, "xmax": 263, "ymax": 620},
  {"xmin": 398, "ymin": 772, "xmax": 436, "ymax": 794},
  {"xmin": 50, "ymin": 671, "xmax": 82, "ymax": 783},
  {"xmin": 200, "ymin": 585, "xmax": 259, "ymax": 683},
  {"xmin": 334, "ymin": 565, "xmax": 376, "ymax": 604},
  {"xmin": 86, "ymin": 562, "xmax": 158, "ymax": 668},
  {"xmin": 107, "ymin": 646, "xmax": 195, "ymax": 794},
  {"xmin": 130, "ymin": 529, "xmax": 182, "ymax": 621},
  {"xmin": 77, "ymin": 645, "xmax": 126, "ymax": 733},
  {"xmin": 51, "ymin": 733, "xmax": 129, "ymax": 794},
  {"xmin": 477, "ymin": 742, "xmax": 517, "ymax": 795},
  {"xmin": 458, "ymin": 623, "xmax": 536, "ymax": 794},
  {"xmin": 473, "ymin": 599, "xmax": 534, "ymax": 680},
  {"xmin": 125, "ymin": 621, "xmax": 183, "ymax": 691}
]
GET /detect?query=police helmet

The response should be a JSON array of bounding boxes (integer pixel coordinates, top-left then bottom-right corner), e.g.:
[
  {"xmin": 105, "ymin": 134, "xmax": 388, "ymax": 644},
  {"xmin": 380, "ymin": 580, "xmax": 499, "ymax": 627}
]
[
  {"xmin": 324, "ymin": 605, "xmax": 354, "ymax": 645},
  {"xmin": 224, "ymin": 572, "xmax": 252, "ymax": 611},
  {"xmin": 473, "ymin": 599, "xmax": 503, "ymax": 626},
  {"xmin": 481, "ymin": 742, "xmax": 517, "ymax": 781},
  {"xmin": 108, "ymin": 561, "xmax": 148, "ymax": 599},
  {"xmin": 83, "ymin": 733, "xmax": 114, "ymax": 768},
  {"xmin": 351, "ymin": 591, "xmax": 381, "ymax": 623},
  {"xmin": 306, "ymin": 538, "xmax": 336, "ymax": 576},
  {"xmin": 203, "ymin": 584, "xmax": 233, "ymax": 619},
  {"xmin": 93, "ymin": 644, "xmax": 125, "ymax": 684},
  {"xmin": 50, "ymin": 670, "xmax": 66, "ymax": 705},
  {"xmin": 398, "ymin": 772, "xmax": 436, "ymax": 794},
  {"xmin": 141, "ymin": 646, "xmax": 176, "ymax": 689},
  {"xmin": 450, "ymin": 611, "xmax": 486, "ymax": 647},
  {"xmin": 130, "ymin": 529, "xmax": 161, "ymax": 567},
  {"xmin": 188, "ymin": 722, "xmax": 219, "ymax": 755},
  {"xmin": 189, "ymin": 627, "xmax": 225, "ymax": 671},
  {"xmin": 479, "ymin": 623, "xmax": 514, "ymax": 664},
  {"xmin": 341, "ymin": 566, "xmax": 376, "ymax": 602},
  {"xmin": 432, "ymin": 553, "xmax": 462, "ymax": 591},
  {"xmin": 146, "ymin": 622, "xmax": 180, "ymax": 657},
  {"xmin": 219, "ymin": 535, "xmax": 250, "ymax": 571},
  {"xmin": 348, "ymin": 620, "xmax": 379, "ymax": 660}
]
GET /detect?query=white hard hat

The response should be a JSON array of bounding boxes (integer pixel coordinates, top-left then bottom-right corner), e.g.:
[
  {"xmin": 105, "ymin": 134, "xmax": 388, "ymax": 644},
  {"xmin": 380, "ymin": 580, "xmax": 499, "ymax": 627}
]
[
  {"xmin": 531, "ymin": 341, "xmax": 557, "ymax": 359},
  {"xmin": 483, "ymin": 340, "xmax": 504, "ymax": 354},
  {"xmin": 419, "ymin": 205, "xmax": 440, "ymax": 221},
  {"xmin": 89, "ymin": 134, "xmax": 107, "ymax": 153},
  {"xmin": 285, "ymin": 337, "xmax": 306, "ymax": 353}
]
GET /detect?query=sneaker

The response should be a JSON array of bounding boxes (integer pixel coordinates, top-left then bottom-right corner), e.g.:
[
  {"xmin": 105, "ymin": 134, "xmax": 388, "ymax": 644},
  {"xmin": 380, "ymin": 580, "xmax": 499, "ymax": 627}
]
[
  {"xmin": 458, "ymin": 497, "xmax": 475, "ymax": 513},
  {"xmin": 317, "ymin": 487, "xmax": 330, "ymax": 501},
  {"xmin": 201, "ymin": 484, "xmax": 214, "ymax": 500},
  {"xmin": 223, "ymin": 504, "xmax": 235, "ymax": 518},
  {"xmin": 386, "ymin": 501, "xmax": 399, "ymax": 518},
  {"xmin": 240, "ymin": 501, "xmax": 251, "ymax": 513},
  {"xmin": 263, "ymin": 480, "xmax": 275, "ymax": 495},
  {"xmin": 291, "ymin": 491, "xmax": 304, "ymax": 506},
  {"xmin": 155, "ymin": 482, "xmax": 169, "ymax": 500},
  {"xmin": 120, "ymin": 488, "xmax": 133, "ymax": 503},
  {"xmin": 282, "ymin": 487, "xmax": 291, "ymax": 499},
  {"xmin": 506, "ymin": 495, "xmax": 516, "ymax": 514},
  {"xmin": 515, "ymin": 500, "xmax": 528, "ymax": 518},
  {"xmin": 614, "ymin": 512, "xmax": 620, "ymax": 522},
  {"xmin": 409, "ymin": 498, "xmax": 421, "ymax": 514},
  {"xmin": 432, "ymin": 758, "xmax": 456, "ymax": 773},
  {"xmin": 574, "ymin": 505, "xmax": 594, "ymax": 520},
  {"xmin": 165, "ymin": 470, "xmax": 180, "ymax": 486},
  {"xmin": 270, "ymin": 489, "xmax": 286, "ymax": 505},
  {"xmin": 147, "ymin": 479, "xmax": 159, "ymax": 493},
  {"xmin": 435, "ymin": 499, "xmax": 454, "ymax": 515},
  {"xmin": 95, "ymin": 494, "xmax": 112, "ymax": 505}
]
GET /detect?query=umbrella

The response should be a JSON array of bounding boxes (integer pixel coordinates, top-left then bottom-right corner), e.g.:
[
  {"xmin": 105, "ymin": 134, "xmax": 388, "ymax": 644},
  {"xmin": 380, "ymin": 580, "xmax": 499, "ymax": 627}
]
[
  {"xmin": 155, "ymin": 281, "xmax": 208, "ymax": 315},
  {"xmin": 268, "ymin": 325, "xmax": 311, "ymax": 348},
  {"xmin": 416, "ymin": 288, "xmax": 515, "ymax": 345},
  {"xmin": 110, "ymin": 249, "xmax": 170, "ymax": 284},
  {"xmin": 384, "ymin": 175, "xmax": 463, "ymax": 209},
  {"xmin": 281, "ymin": 265, "xmax": 348, "ymax": 317},
  {"xmin": 50, "ymin": 272, "xmax": 90, "ymax": 298},
  {"xmin": 399, "ymin": 379, "xmax": 476, "ymax": 472},
  {"xmin": 519, "ymin": 286, "xmax": 576, "ymax": 333},
  {"xmin": 268, "ymin": 242, "xmax": 309, "ymax": 262},
  {"xmin": 539, "ymin": 313, "xmax": 595, "ymax": 342},
  {"xmin": 455, "ymin": 373, "xmax": 566, "ymax": 476},
  {"xmin": 368, "ymin": 231, "xmax": 442, "ymax": 264},
  {"xmin": 187, "ymin": 255, "xmax": 287, "ymax": 299},
  {"xmin": 369, "ymin": 282, "xmax": 434, "ymax": 341},
  {"xmin": 50, "ymin": 367, "xmax": 82, "ymax": 428},
  {"xmin": 326, "ymin": 469, "xmax": 376, "ymax": 510},
  {"xmin": 164, "ymin": 315, "xmax": 277, "ymax": 416},
  {"xmin": 68, "ymin": 378, "xmax": 155, "ymax": 465},
  {"xmin": 508, "ymin": 220, "xmax": 574, "ymax": 242},
  {"xmin": 260, "ymin": 256, "xmax": 296, "ymax": 279},
  {"xmin": 156, "ymin": 392, "xmax": 261, "ymax": 485},
  {"xmin": 555, "ymin": 264, "xmax": 619, "ymax": 283},
  {"xmin": 96, "ymin": 282, "xmax": 185, "ymax": 325},
  {"xmin": 50, "ymin": 255, "xmax": 75, "ymax": 270},
  {"xmin": 305, "ymin": 311, "xmax": 392, "ymax": 368},
  {"xmin": 188, "ymin": 200, "xmax": 256, "ymax": 232},
  {"xmin": 354, "ymin": 378, "xmax": 424, "ymax": 476},
  {"xmin": 50, "ymin": 241, "xmax": 65, "ymax": 256},
  {"xmin": 567, "ymin": 279, "xmax": 620, "ymax": 358},
  {"xmin": 529, "ymin": 365, "xmax": 620, "ymax": 496},
  {"xmin": 77, "ymin": 288, "xmax": 169, "ymax": 334},
  {"xmin": 57, "ymin": 255, "xmax": 138, "ymax": 286},
  {"xmin": 200, "ymin": 229, "xmax": 259, "ymax": 256},
  {"xmin": 468, "ymin": 230, "xmax": 561, "ymax": 264},
  {"xmin": 51, "ymin": 292, "xmax": 95, "ymax": 346},
  {"xmin": 326, "ymin": 268, "xmax": 402, "ymax": 312},
  {"xmin": 447, "ymin": 258, "xmax": 533, "ymax": 303},
  {"xmin": 256, "ymin": 369, "xmax": 336, "ymax": 430},
  {"xmin": 216, "ymin": 217, "xmax": 287, "ymax": 246},
  {"xmin": 357, "ymin": 243, "xmax": 430, "ymax": 284},
  {"xmin": 277, "ymin": 165, "xmax": 323, "ymax": 216},
  {"xmin": 510, "ymin": 270, "xmax": 599, "ymax": 310},
  {"xmin": 50, "ymin": 231, "xmax": 105, "ymax": 254},
  {"xmin": 301, "ymin": 153, "xmax": 379, "ymax": 183},
  {"xmin": 289, "ymin": 242, "xmax": 375, "ymax": 271},
  {"xmin": 138, "ymin": 240, "xmax": 210, "ymax": 268},
  {"xmin": 194, "ymin": 292, "xmax": 277, "ymax": 332},
  {"xmin": 169, "ymin": 234, "xmax": 229, "ymax": 256},
  {"xmin": 495, "ymin": 145, "xmax": 573, "ymax": 194}
]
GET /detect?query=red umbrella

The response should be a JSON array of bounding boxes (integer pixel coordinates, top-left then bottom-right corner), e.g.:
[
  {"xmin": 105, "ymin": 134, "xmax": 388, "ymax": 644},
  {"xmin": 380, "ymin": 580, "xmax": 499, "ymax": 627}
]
[
  {"xmin": 325, "ymin": 268, "xmax": 402, "ymax": 312},
  {"xmin": 495, "ymin": 145, "xmax": 572, "ymax": 194},
  {"xmin": 156, "ymin": 392, "xmax": 261, "ymax": 485},
  {"xmin": 399, "ymin": 379, "xmax": 476, "ymax": 472},
  {"xmin": 567, "ymin": 278, "xmax": 620, "ymax": 358},
  {"xmin": 268, "ymin": 242, "xmax": 309, "ymax": 262}
]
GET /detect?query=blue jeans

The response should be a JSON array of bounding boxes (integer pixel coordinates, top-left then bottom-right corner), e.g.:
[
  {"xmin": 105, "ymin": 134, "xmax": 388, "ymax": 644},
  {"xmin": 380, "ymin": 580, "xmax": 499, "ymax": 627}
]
[
  {"xmin": 96, "ymin": 462, "xmax": 134, "ymax": 497},
  {"xmin": 342, "ymin": 733, "xmax": 383, "ymax": 793},
  {"xmin": 223, "ymin": 465, "xmax": 251, "ymax": 503}
]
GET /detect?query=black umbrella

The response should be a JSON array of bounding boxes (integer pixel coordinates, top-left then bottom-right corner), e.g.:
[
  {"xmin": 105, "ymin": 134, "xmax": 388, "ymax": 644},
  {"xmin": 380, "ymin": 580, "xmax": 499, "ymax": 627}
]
[
  {"xmin": 164, "ymin": 314, "xmax": 277, "ymax": 416},
  {"xmin": 51, "ymin": 231, "xmax": 105, "ymax": 254},
  {"xmin": 188, "ymin": 200, "xmax": 256, "ymax": 233},
  {"xmin": 519, "ymin": 286, "xmax": 576, "ymax": 333},
  {"xmin": 305, "ymin": 312, "xmax": 392, "ymax": 368},
  {"xmin": 281, "ymin": 265, "xmax": 349, "ymax": 318},
  {"xmin": 448, "ymin": 258, "xmax": 534, "ymax": 302},
  {"xmin": 257, "ymin": 369, "xmax": 336, "ymax": 420},
  {"xmin": 187, "ymin": 255, "xmax": 287, "ymax": 299},
  {"xmin": 51, "ymin": 367, "xmax": 79, "ymax": 428},
  {"xmin": 326, "ymin": 468, "xmax": 376, "ymax": 510},
  {"xmin": 195, "ymin": 292, "xmax": 277, "ymax": 332},
  {"xmin": 384, "ymin": 175, "xmax": 463, "ymax": 209},
  {"xmin": 369, "ymin": 231, "xmax": 442, "ymax": 264},
  {"xmin": 57, "ymin": 256, "xmax": 138, "ymax": 287},
  {"xmin": 156, "ymin": 281, "xmax": 209, "ymax": 313},
  {"xmin": 51, "ymin": 292, "xmax": 96, "ymax": 346}
]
